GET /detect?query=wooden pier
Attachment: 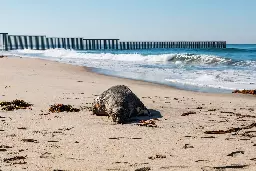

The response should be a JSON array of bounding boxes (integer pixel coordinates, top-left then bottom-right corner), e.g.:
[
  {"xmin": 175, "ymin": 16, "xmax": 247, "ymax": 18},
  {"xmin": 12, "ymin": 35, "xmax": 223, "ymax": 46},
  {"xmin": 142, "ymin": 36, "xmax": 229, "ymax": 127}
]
[{"xmin": 0, "ymin": 33, "xmax": 226, "ymax": 51}]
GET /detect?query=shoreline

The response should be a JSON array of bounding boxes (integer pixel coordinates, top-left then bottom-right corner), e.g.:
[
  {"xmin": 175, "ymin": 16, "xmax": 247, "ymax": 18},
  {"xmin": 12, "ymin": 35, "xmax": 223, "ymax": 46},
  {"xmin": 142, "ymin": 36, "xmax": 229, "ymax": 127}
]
[
  {"xmin": 0, "ymin": 56, "xmax": 255, "ymax": 171},
  {"xmin": 7, "ymin": 55, "xmax": 241, "ymax": 95}
]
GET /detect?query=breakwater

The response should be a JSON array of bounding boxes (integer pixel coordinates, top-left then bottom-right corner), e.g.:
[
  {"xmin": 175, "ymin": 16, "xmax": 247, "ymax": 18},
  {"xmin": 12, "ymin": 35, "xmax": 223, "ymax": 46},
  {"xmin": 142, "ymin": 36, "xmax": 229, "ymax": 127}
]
[{"xmin": 0, "ymin": 33, "xmax": 226, "ymax": 51}]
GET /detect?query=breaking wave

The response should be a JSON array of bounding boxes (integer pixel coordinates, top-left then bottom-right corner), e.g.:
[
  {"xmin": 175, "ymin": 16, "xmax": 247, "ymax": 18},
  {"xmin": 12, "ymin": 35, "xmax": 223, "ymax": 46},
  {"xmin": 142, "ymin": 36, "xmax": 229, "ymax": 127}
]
[
  {"xmin": 5, "ymin": 49, "xmax": 256, "ymax": 67},
  {"xmin": 3, "ymin": 48, "xmax": 256, "ymax": 92}
]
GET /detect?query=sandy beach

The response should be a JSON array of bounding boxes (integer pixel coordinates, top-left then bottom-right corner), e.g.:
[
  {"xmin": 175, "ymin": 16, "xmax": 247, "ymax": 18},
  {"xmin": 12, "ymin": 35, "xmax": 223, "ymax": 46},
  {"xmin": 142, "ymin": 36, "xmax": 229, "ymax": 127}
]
[{"xmin": 0, "ymin": 57, "xmax": 255, "ymax": 171}]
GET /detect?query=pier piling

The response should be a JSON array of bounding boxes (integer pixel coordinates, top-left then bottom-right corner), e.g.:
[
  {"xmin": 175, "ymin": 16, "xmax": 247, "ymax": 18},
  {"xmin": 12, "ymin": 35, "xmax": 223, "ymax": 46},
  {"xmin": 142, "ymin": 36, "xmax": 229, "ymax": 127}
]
[{"xmin": 0, "ymin": 33, "xmax": 226, "ymax": 51}]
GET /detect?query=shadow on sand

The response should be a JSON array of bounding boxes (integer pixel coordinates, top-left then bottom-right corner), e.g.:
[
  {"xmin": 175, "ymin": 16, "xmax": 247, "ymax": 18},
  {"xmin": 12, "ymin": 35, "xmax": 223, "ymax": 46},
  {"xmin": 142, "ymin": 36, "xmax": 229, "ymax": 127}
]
[{"xmin": 129, "ymin": 109, "xmax": 162, "ymax": 124}]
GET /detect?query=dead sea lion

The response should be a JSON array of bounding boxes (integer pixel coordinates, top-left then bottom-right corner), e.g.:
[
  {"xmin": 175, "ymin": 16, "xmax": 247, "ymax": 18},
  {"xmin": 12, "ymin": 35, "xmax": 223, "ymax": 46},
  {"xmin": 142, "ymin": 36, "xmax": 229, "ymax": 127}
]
[{"xmin": 92, "ymin": 85, "xmax": 150, "ymax": 123}]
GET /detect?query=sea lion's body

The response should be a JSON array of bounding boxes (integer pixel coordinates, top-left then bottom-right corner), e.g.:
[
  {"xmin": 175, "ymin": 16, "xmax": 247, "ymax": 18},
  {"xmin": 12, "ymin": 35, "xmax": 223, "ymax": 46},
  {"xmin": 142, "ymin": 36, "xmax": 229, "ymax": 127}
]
[{"xmin": 92, "ymin": 85, "xmax": 150, "ymax": 123}]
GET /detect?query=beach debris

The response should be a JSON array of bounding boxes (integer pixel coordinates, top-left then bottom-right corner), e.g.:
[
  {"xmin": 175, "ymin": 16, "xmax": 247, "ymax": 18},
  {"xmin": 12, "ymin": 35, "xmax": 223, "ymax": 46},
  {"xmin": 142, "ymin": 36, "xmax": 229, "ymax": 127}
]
[
  {"xmin": 92, "ymin": 85, "xmax": 150, "ymax": 124},
  {"xmin": 0, "ymin": 145, "xmax": 12, "ymax": 149},
  {"xmin": 195, "ymin": 160, "xmax": 208, "ymax": 163},
  {"xmin": 181, "ymin": 111, "xmax": 196, "ymax": 116},
  {"xmin": 201, "ymin": 136, "xmax": 215, "ymax": 139},
  {"xmin": 232, "ymin": 89, "xmax": 256, "ymax": 95},
  {"xmin": 183, "ymin": 144, "xmax": 194, "ymax": 149},
  {"xmin": 0, "ymin": 55, "xmax": 7, "ymax": 58},
  {"xmin": 3, "ymin": 156, "xmax": 27, "ymax": 164},
  {"xmin": 236, "ymin": 113, "xmax": 256, "ymax": 119},
  {"xmin": 221, "ymin": 111, "xmax": 235, "ymax": 114},
  {"xmin": 0, "ymin": 99, "xmax": 32, "ymax": 111},
  {"xmin": 49, "ymin": 104, "xmax": 80, "ymax": 113},
  {"xmin": 135, "ymin": 167, "xmax": 151, "ymax": 171},
  {"xmin": 227, "ymin": 151, "xmax": 244, "ymax": 157},
  {"xmin": 148, "ymin": 154, "xmax": 166, "ymax": 160},
  {"xmin": 204, "ymin": 123, "xmax": 256, "ymax": 134},
  {"xmin": 22, "ymin": 139, "xmax": 38, "ymax": 143},
  {"xmin": 17, "ymin": 127, "xmax": 27, "ymax": 130},
  {"xmin": 40, "ymin": 152, "xmax": 52, "ymax": 159},
  {"xmin": 213, "ymin": 165, "xmax": 248, "ymax": 169},
  {"xmin": 137, "ymin": 119, "xmax": 157, "ymax": 127},
  {"xmin": 240, "ymin": 131, "xmax": 256, "ymax": 138}
]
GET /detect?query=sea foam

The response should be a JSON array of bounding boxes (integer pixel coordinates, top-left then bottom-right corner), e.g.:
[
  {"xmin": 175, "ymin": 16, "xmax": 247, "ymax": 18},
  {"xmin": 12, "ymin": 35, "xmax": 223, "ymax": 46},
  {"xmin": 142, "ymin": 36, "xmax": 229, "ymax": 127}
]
[{"xmin": 4, "ymin": 48, "xmax": 256, "ymax": 92}]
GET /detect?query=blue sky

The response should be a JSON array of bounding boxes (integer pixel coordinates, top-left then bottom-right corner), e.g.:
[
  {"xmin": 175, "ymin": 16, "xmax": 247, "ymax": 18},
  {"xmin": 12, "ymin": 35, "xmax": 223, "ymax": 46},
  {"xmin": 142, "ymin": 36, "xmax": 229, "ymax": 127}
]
[{"xmin": 1, "ymin": 0, "xmax": 255, "ymax": 43}]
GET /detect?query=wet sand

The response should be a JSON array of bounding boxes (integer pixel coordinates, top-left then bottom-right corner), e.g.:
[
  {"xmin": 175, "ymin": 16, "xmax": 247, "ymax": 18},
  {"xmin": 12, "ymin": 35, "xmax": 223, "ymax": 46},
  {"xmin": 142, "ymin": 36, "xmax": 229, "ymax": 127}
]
[{"xmin": 0, "ymin": 57, "xmax": 255, "ymax": 171}]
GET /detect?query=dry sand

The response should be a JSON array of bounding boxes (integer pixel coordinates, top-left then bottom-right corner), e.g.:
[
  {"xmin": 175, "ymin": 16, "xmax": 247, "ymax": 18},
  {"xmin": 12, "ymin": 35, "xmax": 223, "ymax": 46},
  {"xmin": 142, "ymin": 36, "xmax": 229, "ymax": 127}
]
[{"xmin": 0, "ymin": 57, "xmax": 255, "ymax": 171}]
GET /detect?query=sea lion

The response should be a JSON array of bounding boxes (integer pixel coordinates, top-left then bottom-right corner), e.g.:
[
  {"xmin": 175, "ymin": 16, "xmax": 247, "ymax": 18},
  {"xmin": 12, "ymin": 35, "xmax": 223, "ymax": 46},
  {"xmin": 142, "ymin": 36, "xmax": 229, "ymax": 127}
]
[{"xmin": 92, "ymin": 85, "xmax": 150, "ymax": 123}]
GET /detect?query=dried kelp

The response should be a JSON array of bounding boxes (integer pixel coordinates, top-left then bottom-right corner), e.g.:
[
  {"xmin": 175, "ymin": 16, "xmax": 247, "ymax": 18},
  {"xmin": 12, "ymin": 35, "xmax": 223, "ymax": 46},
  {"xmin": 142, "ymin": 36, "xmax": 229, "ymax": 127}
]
[
  {"xmin": 137, "ymin": 119, "xmax": 157, "ymax": 127},
  {"xmin": 232, "ymin": 89, "xmax": 256, "ymax": 95},
  {"xmin": 205, "ymin": 123, "xmax": 256, "ymax": 134},
  {"xmin": 49, "ymin": 104, "xmax": 80, "ymax": 113},
  {"xmin": 0, "ymin": 99, "xmax": 32, "ymax": 111},
  {"xmin": 181, "ymin": 111, "xmax": 196, "ymax": 116},
  {"xmin": 3, "ymin": 156, "xmax": 27, "ymax": 163}
]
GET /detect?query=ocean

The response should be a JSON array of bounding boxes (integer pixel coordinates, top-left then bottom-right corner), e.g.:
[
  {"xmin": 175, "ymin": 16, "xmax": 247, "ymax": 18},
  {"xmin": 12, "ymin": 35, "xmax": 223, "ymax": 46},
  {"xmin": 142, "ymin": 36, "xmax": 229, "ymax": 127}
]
[{"xmin": 3, "ymin": 44, "xmax": 256, "ymax": 93}]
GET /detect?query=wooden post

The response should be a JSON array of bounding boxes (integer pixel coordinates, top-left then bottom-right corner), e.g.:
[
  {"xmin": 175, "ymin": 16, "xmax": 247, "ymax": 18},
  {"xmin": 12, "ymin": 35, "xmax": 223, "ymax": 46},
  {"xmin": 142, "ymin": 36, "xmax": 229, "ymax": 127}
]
[
  {"xmin": 75, "ymin": 38, "xmax": 78, "ymax": 50},
  {"xmin": 50, "ymin": 38, "xmax": 55, "ymax": 49},
  {"xmin": 13, "ymin": 36, "xmax": 18, "ymax": 49},
  {"xmin": 2, "ymin": 33, "xmax": 9, "ymax": 51},
  {"xmin": 35, "ymin": 36, "xmax": 39, "ymax": 50},
  {"xmin": 88, "ymin": 40, "xmax": 91, "ymax": 50},
  {"xmin": 122, "ymin": 42, "xmax": 125, "ymax": 50},
  {"xmin": 99, "ymin": 40, "xmax": 102, "ymax": 49},
  {"xmin": 65, "ymin": 38, "xmax": 68, "ymax": 49},
  {"xmin": 28, "ymin": 36, "xmax": 33, "ymax": 49},
  {"xmin": 8, "ymin": 36, "xmax": 12, "ymax": 50},
  {"xmin": 85, "ymin": 40, "xmax": 88, "ymax": 50},
  {"xmin": 95, "ymin": 40, "xmax": 98, "ymax": 50},
  {"xmin": 24, "ymin": 36, "xmax": 28, "ymax": 49},
  {"xmin": 18, "ymin": 36, "xmax": 24, "ymax": 49},
  {"xmin": 103, "ymin": 40, "xmax": 106, "ymax": 49},
  {"xmin": 70, "ymin": 38, "xmax": 74, "ymax": 49},
  {"xmin": 95, "ymin": 39, "xmax": 97, "ymax": 50},
  {"xmin": 115, "ymin": 40, "xmax": 118, "ymax": 50},
  {"xmin": 110, "ymin": 39, "xmax": 113, "ymax": 49},
  {"xmin": 57, "ymin": 38, "xmax": 61, "ymax": 48},
  {"xmin": 79, "ymin": 38, "xmax": 84, "ymax": 50},
  {"xmin": 92, "ymin": 40, "xmax": 95, "ymax": 50},
  {"xmin": 106, "ymin": 40, "xmax": 109, "ymax": 50},
  {"xmin": 93, "ymin": 39, "xmax": 95, "ymax": 50},
  {"xmin": 40, "ymin": 36, "xmax": 45, "ymax": 50},
  {"xmin": 119, "ymin": 42, "xmax": 122, "ymax": 50},
  {"xmin": 45, "ymin": 38, "xmax": 49, "ymax": 49},
  {"xmin": 61, "ymin": 38, "xmax": 65, "ymax": 49},
  {"xmin": 89, "ymin": 39, "xmax": 92, "ymax": 50}
]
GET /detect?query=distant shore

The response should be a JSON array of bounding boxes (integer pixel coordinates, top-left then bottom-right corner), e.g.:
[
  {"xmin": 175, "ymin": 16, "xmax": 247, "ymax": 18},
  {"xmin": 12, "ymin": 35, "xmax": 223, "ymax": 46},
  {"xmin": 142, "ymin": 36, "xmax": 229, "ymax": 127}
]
[{"xmin": 0, "ymin": 57, "xmax": 255, "ymax": 171}]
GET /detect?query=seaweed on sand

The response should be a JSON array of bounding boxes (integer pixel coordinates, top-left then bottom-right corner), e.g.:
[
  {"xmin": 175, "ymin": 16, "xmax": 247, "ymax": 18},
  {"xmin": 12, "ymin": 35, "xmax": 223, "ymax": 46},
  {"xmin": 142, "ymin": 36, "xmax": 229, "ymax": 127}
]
[
  {"xmin": 0, "ymin": 99, "xmax": 32, "ymax": 111},
  {"xmin": 49, "ymin": 104, "xmax": 80, "ymax": 113}
]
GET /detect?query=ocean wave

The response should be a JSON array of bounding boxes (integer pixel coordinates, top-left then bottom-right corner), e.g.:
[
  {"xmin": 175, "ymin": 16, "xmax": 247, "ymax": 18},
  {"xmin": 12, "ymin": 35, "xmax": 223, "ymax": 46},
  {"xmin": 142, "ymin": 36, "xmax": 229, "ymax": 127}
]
[
  {"xmin": 7, "ymin": 48, "xmax": 256, "ymax": 67},
  {"xmin": 3, "ymin": 48, "xmax": 256, "ymax": 92},
  {"xmin": 207, "ymin": 47, "xmax": 256, "ymax": 53}
]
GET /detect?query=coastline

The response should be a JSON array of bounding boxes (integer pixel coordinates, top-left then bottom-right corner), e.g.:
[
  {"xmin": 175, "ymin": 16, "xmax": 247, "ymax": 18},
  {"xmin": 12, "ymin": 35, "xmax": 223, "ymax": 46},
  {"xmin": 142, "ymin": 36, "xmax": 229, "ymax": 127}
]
[{"xmin": 0, "ymin": 57, "xmax": 255, "ymax": 171}]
